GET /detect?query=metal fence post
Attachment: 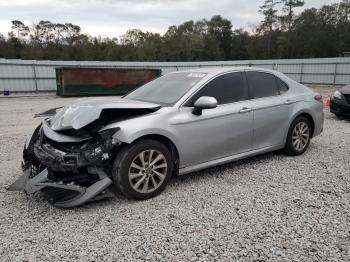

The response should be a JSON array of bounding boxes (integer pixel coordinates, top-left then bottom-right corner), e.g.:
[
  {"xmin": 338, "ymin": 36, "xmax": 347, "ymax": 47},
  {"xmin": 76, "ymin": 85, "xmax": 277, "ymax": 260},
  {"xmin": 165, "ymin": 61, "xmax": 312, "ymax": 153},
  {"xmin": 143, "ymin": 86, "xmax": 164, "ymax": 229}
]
[
  {"xmin": 333, "ymin": 62, "xmax": 338, "ymax": 86},
  {"xmin": 300, "ymin": 63, "xmax": 304, "ymax": 83},
  {"xmin": 32, "ymin": 63, "xmax": 38, "ymax": 93}
]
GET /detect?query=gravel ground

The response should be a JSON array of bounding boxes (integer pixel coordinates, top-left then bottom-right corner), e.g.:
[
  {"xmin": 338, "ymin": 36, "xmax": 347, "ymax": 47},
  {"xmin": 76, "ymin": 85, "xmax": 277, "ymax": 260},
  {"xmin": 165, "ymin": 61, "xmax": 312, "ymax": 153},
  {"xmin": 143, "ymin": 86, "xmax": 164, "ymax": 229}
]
[{"xmin": 0, "ymin": 89, "xmax": 349, "ymax": 262}]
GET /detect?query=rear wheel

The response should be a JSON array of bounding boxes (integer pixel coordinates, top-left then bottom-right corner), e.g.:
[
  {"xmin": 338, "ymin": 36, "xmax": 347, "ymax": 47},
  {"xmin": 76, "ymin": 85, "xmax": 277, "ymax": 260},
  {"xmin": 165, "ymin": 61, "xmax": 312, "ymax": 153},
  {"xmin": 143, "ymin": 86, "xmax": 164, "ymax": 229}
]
[
  {"xmin": 284, "ymin": 116, "xmax": 311, "ymax": 156},
  {"xmin": 112, "ymin": 139, "xmax": 173, "ymax": 200}
]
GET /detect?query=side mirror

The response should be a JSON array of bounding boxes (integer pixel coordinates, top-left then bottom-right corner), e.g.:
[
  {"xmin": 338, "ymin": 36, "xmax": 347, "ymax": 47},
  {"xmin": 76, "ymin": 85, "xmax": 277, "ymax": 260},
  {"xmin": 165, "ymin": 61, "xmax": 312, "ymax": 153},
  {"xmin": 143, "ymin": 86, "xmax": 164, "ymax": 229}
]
[{"xmin": 192, "ymin": 96, "xmax": 218, "ymax": 115}]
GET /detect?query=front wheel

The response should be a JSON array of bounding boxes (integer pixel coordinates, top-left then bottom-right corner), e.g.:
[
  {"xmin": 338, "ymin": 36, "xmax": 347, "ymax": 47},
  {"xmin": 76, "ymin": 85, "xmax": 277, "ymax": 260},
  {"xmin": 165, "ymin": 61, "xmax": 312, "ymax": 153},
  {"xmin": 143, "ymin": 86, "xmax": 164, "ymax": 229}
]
[
  {"xmin": 284, "ymin": 116, "xmax": 311, "ymax": 156},
  {"xmin": 112, "ymin": 139, "xmax": 173, "ymax": 200}
]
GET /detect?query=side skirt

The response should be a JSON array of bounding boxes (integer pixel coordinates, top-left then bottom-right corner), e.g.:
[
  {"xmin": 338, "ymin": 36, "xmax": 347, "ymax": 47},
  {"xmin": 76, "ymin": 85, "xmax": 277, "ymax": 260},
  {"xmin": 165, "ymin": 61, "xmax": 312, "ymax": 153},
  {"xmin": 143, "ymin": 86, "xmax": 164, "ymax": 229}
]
[{"xmin": 178, "ymin": 145, "xmax": 283, "ymax": 175}]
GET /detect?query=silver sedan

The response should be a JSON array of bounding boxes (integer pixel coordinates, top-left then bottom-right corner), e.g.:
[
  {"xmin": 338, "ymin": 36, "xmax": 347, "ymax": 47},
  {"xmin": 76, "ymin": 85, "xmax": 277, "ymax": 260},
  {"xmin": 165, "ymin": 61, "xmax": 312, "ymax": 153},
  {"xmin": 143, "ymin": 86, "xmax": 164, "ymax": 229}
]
[{"xmin": 9, "ymin": 67, "xmax": 324, "ymax": 207}]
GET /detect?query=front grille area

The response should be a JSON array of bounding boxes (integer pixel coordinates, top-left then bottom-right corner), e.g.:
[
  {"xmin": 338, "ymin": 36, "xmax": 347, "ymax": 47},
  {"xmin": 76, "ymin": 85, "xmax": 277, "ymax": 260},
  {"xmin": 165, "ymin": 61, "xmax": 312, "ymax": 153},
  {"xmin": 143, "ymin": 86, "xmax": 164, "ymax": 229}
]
[{"xmin": 43, "ymin": 133, "xmax": 86, "ymax": 154}]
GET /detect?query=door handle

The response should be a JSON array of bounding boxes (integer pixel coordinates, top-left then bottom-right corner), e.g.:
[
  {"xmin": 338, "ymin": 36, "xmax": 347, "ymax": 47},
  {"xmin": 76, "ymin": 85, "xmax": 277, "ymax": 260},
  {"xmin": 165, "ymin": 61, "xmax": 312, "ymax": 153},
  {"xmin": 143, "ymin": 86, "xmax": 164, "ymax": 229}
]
[
  {"xmin": 239, "ymin": 107, "xmax": 252, "ymax": 113},
  {"xmin": 284, "ymin": 99, "xmax": 294, "ymax": 105}
]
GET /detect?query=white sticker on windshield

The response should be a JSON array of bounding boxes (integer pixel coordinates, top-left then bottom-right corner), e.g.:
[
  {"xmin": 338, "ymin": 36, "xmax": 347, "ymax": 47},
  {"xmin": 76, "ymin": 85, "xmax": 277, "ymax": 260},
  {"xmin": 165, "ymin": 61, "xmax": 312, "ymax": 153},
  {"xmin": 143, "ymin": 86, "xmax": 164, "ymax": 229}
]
[{"xmin": 187, "ymin": 73, "xmax": 206, "ymax": 78}]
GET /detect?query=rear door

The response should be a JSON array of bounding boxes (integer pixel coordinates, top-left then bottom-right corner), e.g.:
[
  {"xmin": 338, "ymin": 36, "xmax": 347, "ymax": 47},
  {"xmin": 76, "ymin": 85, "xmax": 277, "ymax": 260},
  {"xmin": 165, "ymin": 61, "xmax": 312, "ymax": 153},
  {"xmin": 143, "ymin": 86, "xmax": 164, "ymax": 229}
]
[
  {"xmin": 245, "ymin": 71, "xmax": 294, "ymax": 150},
  {"xmin": 176, "ymin": 72, "xmax": 254, "ymax": 168}
]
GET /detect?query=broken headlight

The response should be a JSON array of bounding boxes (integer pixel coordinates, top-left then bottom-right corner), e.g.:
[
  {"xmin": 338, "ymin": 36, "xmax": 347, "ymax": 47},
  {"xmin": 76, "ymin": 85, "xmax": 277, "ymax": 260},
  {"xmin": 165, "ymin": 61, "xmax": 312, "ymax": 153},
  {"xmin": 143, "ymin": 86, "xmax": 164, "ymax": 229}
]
[
  {"xmin": 83, "ymin": 127, "xmax": 121, "ymax": 163},
  {"xmin": 98, "ymin": 127, "xmax": 121, "ymax": 146}
]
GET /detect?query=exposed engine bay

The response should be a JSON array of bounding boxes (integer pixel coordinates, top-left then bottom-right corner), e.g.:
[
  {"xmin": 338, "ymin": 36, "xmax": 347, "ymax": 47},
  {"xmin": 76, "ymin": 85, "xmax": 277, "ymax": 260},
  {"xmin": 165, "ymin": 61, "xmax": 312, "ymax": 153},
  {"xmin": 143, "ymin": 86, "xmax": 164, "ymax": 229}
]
[{"xmin": 8, "ymin": 98, "xmax": 161, "ymax": 208}]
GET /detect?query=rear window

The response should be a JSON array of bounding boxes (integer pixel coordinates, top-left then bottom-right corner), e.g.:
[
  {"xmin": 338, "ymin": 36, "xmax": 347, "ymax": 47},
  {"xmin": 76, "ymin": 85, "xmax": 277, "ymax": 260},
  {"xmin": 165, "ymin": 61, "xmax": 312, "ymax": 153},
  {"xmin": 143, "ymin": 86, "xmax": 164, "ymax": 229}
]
[{"xmin": 246, "ymin": 71, "xmax": 279, "ymax": 98}]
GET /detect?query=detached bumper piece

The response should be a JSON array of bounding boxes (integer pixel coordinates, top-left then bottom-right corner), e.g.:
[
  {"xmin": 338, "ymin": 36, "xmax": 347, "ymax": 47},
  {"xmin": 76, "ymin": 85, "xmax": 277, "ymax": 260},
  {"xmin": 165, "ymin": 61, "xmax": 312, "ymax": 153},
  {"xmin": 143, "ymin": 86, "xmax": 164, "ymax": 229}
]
[{"xmin": 8, "ymin": 168, "xmax": 113, "ymax": 208}]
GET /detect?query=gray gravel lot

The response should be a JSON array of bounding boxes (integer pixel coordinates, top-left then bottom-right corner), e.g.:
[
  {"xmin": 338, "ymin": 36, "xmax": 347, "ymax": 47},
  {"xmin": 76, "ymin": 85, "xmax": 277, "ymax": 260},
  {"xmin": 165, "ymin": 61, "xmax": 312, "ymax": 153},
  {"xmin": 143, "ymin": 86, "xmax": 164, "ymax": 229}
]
[{"xmin": 0, "ymin": 89, "xmax": 349, "ymax": 261}]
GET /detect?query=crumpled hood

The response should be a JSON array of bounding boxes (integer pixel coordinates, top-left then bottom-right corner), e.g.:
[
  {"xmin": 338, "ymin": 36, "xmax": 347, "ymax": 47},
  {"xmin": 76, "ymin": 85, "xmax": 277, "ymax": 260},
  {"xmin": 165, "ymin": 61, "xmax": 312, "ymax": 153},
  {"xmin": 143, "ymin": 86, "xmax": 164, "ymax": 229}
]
[{"xmin": 50, "ymin": 97, "xmax": 160, "ymax": 131}]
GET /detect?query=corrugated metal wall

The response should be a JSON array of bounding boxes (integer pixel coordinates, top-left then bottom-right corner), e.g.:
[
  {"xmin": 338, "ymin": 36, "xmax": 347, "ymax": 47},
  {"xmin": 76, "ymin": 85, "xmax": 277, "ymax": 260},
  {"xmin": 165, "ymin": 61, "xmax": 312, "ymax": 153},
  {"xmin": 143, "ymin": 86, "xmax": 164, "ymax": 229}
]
[{"xmin": 1, "ymin": 57, "xmax": 349, "ymax": 93}]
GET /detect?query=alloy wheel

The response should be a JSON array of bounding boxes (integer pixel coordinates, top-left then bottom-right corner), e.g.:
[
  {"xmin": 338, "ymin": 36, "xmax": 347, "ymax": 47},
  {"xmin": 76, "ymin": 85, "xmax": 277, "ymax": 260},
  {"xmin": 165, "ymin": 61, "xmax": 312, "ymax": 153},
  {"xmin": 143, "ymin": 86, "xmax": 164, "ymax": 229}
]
[
  {"xmin": 128, "ymin": 149, "xmax": 168, "ymax": 193},
  {"xmin": 292, "ymin": 121, "xmax": 310, "ymax": 151}
]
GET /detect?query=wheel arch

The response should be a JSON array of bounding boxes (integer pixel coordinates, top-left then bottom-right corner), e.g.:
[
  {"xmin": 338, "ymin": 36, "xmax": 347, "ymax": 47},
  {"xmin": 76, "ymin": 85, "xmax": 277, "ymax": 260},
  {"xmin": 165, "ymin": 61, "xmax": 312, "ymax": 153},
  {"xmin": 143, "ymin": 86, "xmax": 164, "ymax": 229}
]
[
  {"xmin": 293, "ymin": 112, "xmax": 315, "ymax": 137},
  {"xmin": 283, "ymin": 110, "xmax": 316, "ymax": 147},
  {"xmin": 129, "ymin": 134, "xmax": 180, "ymax": 174}
]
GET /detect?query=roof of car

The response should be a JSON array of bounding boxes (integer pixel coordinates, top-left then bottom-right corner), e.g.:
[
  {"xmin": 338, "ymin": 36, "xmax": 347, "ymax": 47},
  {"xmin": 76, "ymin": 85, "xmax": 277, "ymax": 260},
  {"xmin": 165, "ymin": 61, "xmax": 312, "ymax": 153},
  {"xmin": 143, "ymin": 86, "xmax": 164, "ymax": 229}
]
[{"xmin": 173, "ymin": 66, "xmax": 276, "ymax": 75}]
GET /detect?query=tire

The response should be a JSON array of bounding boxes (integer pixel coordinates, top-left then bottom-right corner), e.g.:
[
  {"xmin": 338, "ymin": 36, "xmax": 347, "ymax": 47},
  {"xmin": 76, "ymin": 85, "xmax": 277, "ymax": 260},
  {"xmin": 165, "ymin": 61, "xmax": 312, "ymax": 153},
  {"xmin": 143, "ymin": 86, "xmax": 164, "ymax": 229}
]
[
  {"xmin": 23, "ymin": 124, "xmax": 42, "ymax": 166},
  {"xmin": 112, "ymin": 139, "xmax": 173, "ymax": 200},
  {"xmin": 284, "ymin": 116, "xmax": 312, "ymax": 156},
  {"xmin": 22, "ymin": 124, "xmax": 45, "ymax": 176}
]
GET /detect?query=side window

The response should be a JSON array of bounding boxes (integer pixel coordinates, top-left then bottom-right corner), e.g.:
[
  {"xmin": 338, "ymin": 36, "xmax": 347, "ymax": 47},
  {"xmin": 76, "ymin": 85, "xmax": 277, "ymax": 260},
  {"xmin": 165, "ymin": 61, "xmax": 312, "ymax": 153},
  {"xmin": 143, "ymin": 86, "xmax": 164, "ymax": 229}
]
[
  {"xmin": 246, "ymin": 71, "xmax": 279, "ymax": 98},
  {"xmin": 276, "ymin": 77, "xmax": 289, "ymax": 94},
  {"xmin": 187, "ymin": 72, "xmax": 248, "ymax": 106}
]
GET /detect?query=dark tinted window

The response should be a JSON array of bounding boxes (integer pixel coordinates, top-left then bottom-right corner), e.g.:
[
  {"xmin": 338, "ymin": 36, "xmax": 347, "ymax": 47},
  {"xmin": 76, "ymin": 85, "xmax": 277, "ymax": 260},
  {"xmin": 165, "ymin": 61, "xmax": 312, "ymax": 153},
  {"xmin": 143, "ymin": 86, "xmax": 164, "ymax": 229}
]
[
  {"xmin": 188, "ymin": 72, "xmax": 247, "ymax": 105},
  {"xmin": 246, "ymin": 71, "xmax": 279, "ymax": 98},
  {"xmin": 276, "ymin": 77, "xmax": 289, "ymax": 94}
]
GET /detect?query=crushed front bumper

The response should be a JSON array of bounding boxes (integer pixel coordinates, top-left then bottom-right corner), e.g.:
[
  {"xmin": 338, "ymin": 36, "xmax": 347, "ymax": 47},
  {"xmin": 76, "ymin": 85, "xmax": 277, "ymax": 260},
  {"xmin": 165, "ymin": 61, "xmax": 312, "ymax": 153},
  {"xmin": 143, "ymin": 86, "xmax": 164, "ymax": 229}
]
[
  {"xmin": 7, "ymin": 122, "xmax": 118, "ymax": 208},
  {"xmin": 8, "ymin": 168, "xmax": 113, "ymax": 208}
]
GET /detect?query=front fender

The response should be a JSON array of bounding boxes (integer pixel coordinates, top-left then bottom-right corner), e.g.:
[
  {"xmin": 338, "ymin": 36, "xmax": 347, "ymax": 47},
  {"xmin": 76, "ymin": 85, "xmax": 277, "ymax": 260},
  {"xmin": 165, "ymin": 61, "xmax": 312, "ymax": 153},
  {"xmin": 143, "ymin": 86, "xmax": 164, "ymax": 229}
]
[
  {"xmin": 116, "ymin": 128, "xmax": 178, "ymax": 145},
  {"xmin": 100, "ymin": 110, "xmax": 181, "ymax": 151}
]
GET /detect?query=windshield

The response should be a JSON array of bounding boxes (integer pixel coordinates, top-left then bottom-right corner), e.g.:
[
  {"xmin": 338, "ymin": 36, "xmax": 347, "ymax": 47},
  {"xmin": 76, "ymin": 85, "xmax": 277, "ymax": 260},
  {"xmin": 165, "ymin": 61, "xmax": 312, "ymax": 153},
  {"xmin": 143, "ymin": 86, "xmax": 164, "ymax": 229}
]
[{"xmin": 124, "ymin": 72, "xmax": 207, "ymax": 105}]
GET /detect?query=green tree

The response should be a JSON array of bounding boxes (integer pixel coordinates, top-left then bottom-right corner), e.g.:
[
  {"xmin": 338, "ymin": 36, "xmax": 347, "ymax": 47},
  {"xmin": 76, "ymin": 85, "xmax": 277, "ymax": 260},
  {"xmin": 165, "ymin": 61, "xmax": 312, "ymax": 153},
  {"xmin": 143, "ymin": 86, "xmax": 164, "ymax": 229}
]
[
  {"xmin": 258, "ymin": 0, "xmax": 279, "ymax": 57},
  {"xmin": 231, "ymin": 29, "xmax": 250, "ymax": 59},
  {"xmin": 280, "ymin": 0, "xmax": 304, "ymax": 57},
  {"xmin": 338, "ymin": 0, "xmax": 350, "ymax": 54},
  {"xmin": 206, "ymin": 15, "xmax": 233, "ymax": 60},
  {"xmin": 10, "ymin": 20, "xmax": 29, "ymax": 39},
  {"xmin": 344, "ymin": 0, "xmax": 349, "ymax": 22},
  {"xmin": 163, "ymin": 20, "xmax": 207, "ymax": 61}
]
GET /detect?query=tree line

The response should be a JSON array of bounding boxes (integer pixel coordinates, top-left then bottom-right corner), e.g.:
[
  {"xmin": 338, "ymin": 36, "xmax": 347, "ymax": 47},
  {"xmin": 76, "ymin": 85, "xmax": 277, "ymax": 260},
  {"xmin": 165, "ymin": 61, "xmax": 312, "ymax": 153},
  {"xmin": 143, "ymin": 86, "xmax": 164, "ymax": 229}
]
[{"xmin": 0, "ymin": 0, "xmax": 349, "ymax": 61}]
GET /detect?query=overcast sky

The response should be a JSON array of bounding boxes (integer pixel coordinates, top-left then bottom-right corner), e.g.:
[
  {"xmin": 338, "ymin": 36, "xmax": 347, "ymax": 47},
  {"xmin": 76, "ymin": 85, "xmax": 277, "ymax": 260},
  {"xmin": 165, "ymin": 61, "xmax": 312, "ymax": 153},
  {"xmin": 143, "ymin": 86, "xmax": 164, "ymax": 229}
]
[{"xmin": 0, "ymin": 0, "xmax": 340, "ymax": 38}]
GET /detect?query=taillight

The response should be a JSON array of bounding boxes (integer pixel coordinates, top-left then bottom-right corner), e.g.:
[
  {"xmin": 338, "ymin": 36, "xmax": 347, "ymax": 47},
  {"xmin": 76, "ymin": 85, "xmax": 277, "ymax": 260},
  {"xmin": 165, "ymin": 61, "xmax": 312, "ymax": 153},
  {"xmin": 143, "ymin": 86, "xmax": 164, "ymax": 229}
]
[{"xmin": 314, "ymin": 94, "xmax": 323, "ymax": 103}]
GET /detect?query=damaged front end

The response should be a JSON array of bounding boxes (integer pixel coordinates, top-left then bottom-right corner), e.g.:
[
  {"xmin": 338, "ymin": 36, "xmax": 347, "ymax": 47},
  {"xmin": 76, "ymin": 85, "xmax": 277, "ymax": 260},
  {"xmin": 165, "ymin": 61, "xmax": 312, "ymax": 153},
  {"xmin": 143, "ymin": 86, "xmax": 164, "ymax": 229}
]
[
  {"xmin": 8, "ymin": 120, "xmax": 120, "ymax": 207},
  {"xmin": 8, "ymin": 98, "xmax": 161, "ymax": 207}
]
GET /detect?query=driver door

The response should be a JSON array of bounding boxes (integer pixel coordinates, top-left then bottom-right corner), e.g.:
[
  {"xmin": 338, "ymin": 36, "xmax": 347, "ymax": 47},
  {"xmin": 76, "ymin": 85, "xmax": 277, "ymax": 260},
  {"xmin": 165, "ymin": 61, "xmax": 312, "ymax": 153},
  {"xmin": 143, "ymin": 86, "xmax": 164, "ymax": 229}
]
[{"xmin": 173, "ymin": 72, "xmax": 254, "ymax": 168}]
